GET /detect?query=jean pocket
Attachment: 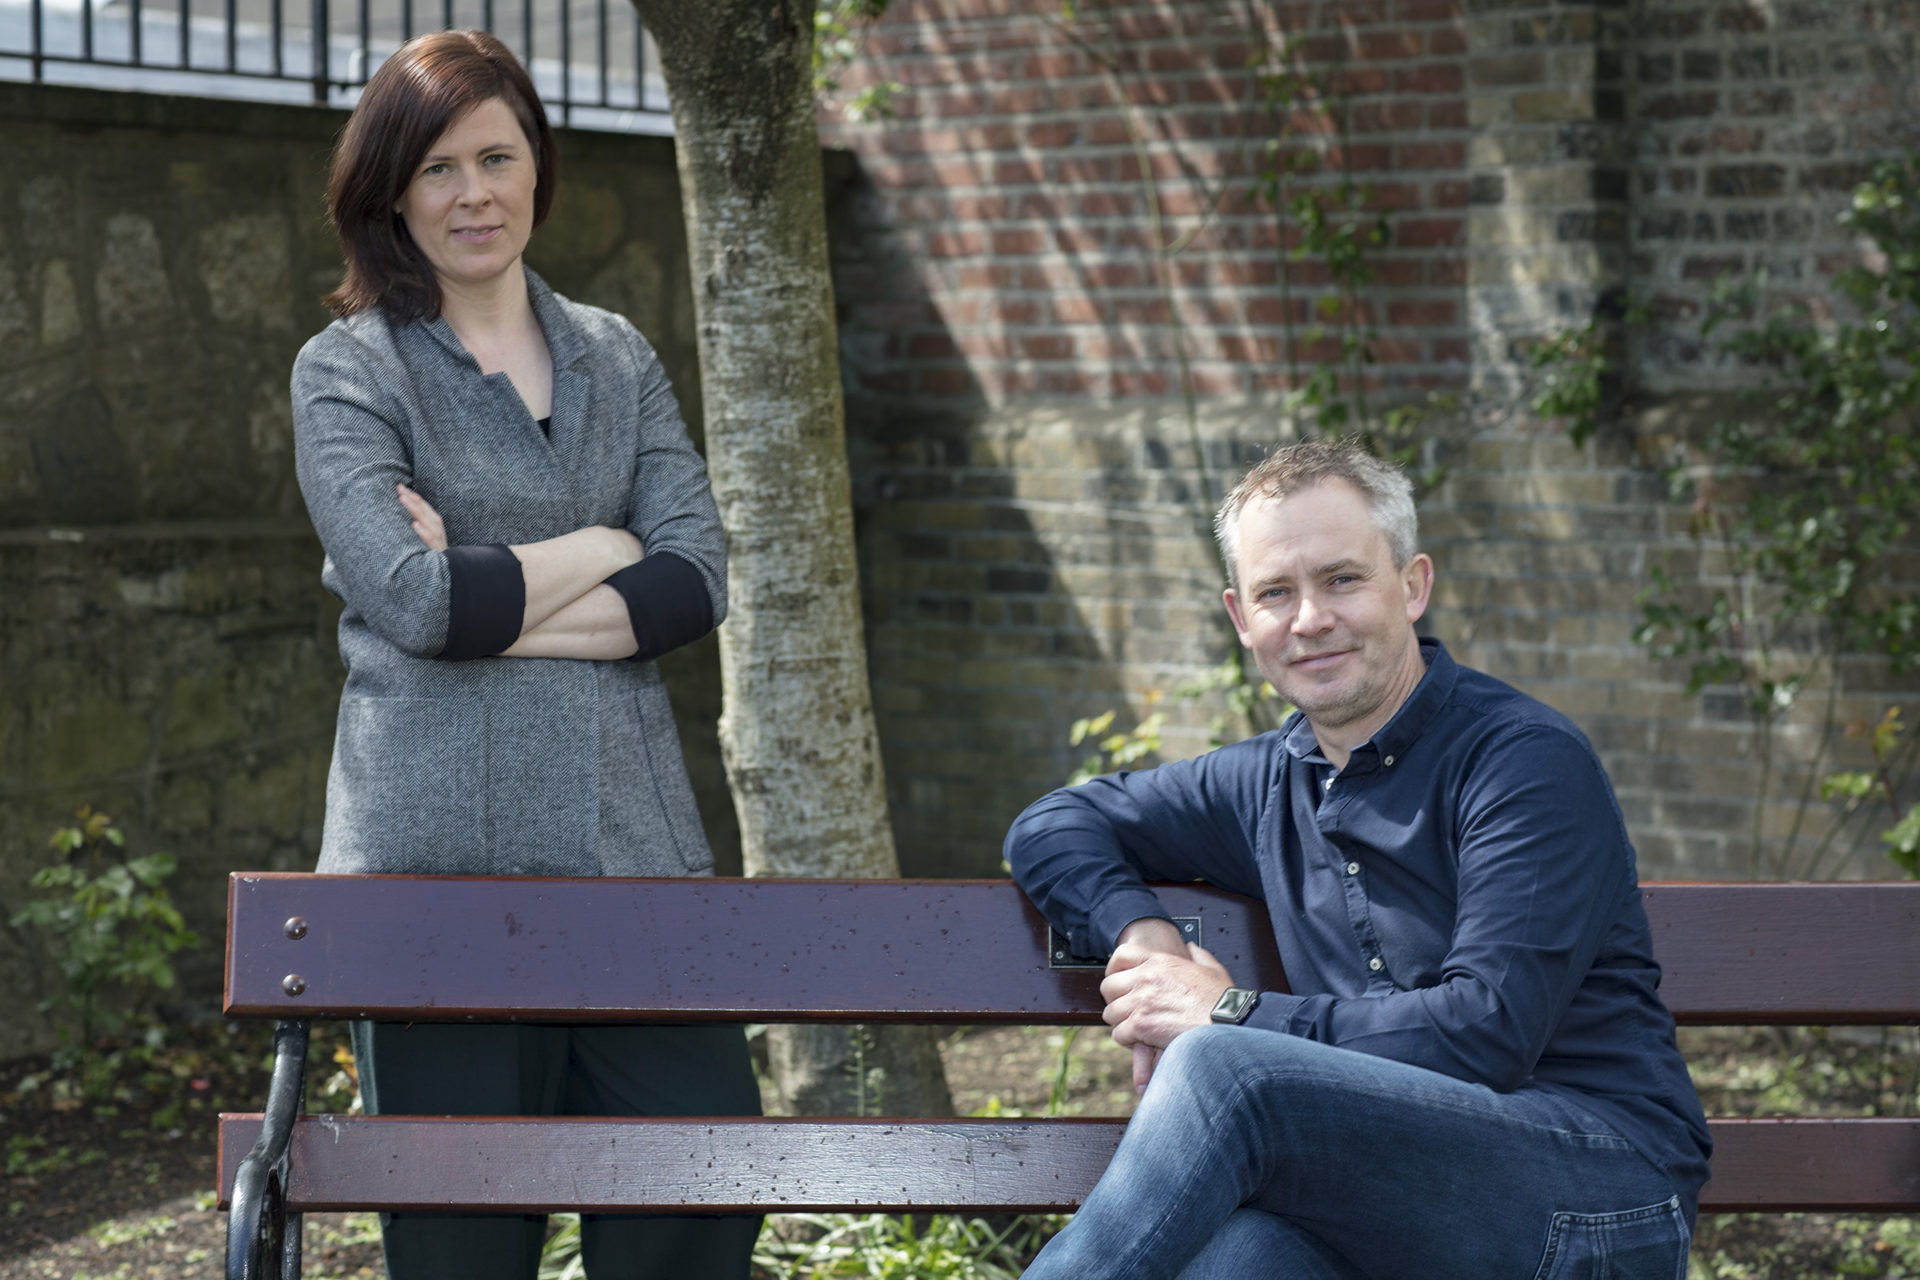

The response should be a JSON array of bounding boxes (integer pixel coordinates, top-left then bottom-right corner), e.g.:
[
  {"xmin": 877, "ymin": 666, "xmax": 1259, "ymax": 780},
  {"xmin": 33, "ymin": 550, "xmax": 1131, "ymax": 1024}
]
[{"xmin": 1530, "ymin": 1196, "xmax": 1689, "ymax": 1280}]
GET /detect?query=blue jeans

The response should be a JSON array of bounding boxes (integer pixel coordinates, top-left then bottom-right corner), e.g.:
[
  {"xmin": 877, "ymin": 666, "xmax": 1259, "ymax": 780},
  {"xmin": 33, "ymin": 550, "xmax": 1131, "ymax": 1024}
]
[{"xmin": 1023, "ymin": 1026, "xmax": 1690, "ymax": 1280}]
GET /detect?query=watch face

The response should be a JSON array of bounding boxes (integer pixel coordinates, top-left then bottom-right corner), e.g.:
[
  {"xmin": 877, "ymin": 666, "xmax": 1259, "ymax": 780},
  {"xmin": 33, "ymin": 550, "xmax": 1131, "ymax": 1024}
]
[{"xmin": 1212, "ymin": 987, "xmax": 1256, "ymax": 1024}]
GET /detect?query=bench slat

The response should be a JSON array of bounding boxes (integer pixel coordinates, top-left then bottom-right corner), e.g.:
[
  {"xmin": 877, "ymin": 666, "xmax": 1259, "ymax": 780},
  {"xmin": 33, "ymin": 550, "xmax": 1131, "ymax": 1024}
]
[
  {"xmin": 227, "ymin": 877, "xmax": 1920, "ymax": 1025},
  {"xmin": 224, "ymin": 876, "xmax": 1289, "ymax": 1023},
  {"xmin": 1642, "ymin": 883, "xmax": 1920, "ymax": 1023},
  {"xmin": 217, "ymin": 1115, "xmax": 1920, "ymax": 1215}
]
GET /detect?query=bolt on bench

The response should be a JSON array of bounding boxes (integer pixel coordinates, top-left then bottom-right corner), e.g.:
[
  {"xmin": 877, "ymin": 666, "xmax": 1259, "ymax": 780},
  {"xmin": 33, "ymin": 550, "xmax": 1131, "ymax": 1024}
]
[{"xmin": 219, "ymin": 874, "xmax": 1920, "ymax": 1280}]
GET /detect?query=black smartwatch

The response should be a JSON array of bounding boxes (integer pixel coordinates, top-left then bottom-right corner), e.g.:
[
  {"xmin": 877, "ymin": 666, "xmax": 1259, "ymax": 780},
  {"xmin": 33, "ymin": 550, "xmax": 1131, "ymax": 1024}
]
[{"xmin": 1210, "ymin": 987, "xmax": 1259, "ymax": 1025}]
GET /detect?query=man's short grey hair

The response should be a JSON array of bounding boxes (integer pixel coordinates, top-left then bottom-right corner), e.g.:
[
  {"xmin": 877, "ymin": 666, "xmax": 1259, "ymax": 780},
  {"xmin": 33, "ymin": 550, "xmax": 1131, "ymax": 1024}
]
[{"xmin": 1213, "ymin": 438, "xmax": 1419, "ymax": 587}]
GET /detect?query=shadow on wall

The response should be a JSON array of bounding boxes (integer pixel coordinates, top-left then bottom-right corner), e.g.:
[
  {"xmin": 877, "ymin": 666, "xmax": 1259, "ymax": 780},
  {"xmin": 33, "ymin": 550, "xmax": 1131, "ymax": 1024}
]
[{"xmin": 826, "ymin": 152, "xmax": 1278, "ymax": 878}]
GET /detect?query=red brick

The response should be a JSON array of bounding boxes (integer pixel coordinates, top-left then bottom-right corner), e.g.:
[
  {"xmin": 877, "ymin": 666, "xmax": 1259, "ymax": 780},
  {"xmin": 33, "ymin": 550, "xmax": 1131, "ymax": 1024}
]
[
  {"xmin": 933, "ymin": 90, "xmax": 988, "ymax": 117},
  {"xmin": 1397, "ymin": 0, "xmax": 1463, "ymax": 18},
  {"xmin": 1428, "ymin": 258, "xmax": 1468, "ymax": 286},
  {"xmin": 988, "ymin": 85, "xmax": 1055, "ymax": 114},
  {"xmin": 1019, "ymin": 333, "xmax": 1076, "ymax": 360},
  {"xmin": 1188, "ymin": 369, "xmax": 1250, "ymax": 395},
  {"xmin": 1052, "ymin": 225, "xmax": 1106, "ymax": 253},
  {"xmin": 1428, "ymin": 28, "xmax": 1467, "ymax": 56},
  {"xmin": 1395, "ymin": 139, "xmax": 1466, "ymax": 169},
  {"xmin": 952, "ymin": 195, "xmax": 1014, "ymax": 220},
  {"xmin": 956, "ymin": 333, "xmax": 1014, "ymax": 359},
  {"xmin": 991, "ymin": 228, "xmax": 1048, "ymax": 256},
  {"xmin": 1084, "ymin": 116, "xmax": 1135, "ymax": 146},
  {"xmin": 924, "ymin": 230, "xmax": 988, "ymax": 257},
  {"xmin": 1078, "ymin": 191, "xmax": 1139, "ymax": 217},
  {"xmin": 1036, "ymin": 366, "xmax": 1097, "ymax": 395},
  {"xmin": 1430, "ymin": 336, "xmax": 1471, "ymax": 364},
  {"xmin": 1368, "ymin": 336, "xmax": 1424, "ymax": 364},
  {"xmin": 1215, "ymin": 259, "xmax": 1280, "ymax": 287},
  {"xmin": 1326, "ymin": 143, "xmax": 1394, "ymax": 172},
  {"xmin": 1372, "ymin": 259, "xmax": 1426, "ymax": 287},
  {"xmin": 1350, "ymin": 102, "xmax": 1427, "ymax": 133},
  {"xmin": 1427, "ymin": 100, "xmax": 1469, "ymax": 128},
  {"xmin": 1388, "ymin": 299, "xmax": 1458, "ymax": 326},
  {"xmin": 1113, "ymin": 298, "xmax": 1174, "ymax": 324},
  {"xmin": 1395, "ymin": 64, "xmax": 1463, "ymax": 95},
  {"xmin": 1431, "ymin": 179, "xmax": 1470, "ymax": 207},
  {"xmin": 1051, "ymin": 296, "xmax": 1106, "ymax": 324},
  {"xmin": 1145, "ymin": 44, "xmax": 1213, "ymax": 73},
  {"xmin": 1111, "ymin": 370, "xmax": 1173, "ymax": 396},
  {"xmin": 1050, "ymin": 156, "xmax": 1118, "ymax": 183},
  {"xmin": 1085, "ymin": 262, "xmax": 1148, "ymax": 289},
  {"xmin": 1025, "ymin": 121, "xmax": 1080, "ymax": 148},
  {"xmin": 1216, "ymin": 334, "xmax": 1284, "ymax": 363},
  {"xmin": 932, "ymin": 159, "xmax": 990, "ymax": 186},
  {"xmin": 1123, "ymin": 78, "xmax": 1182, "ymax": 108},
  {"xmin": 1329, "ymin": 66, "xmax": 1391, "ymax": 95},
  {"xmin": 1181, "ymin": 76, "xmax": 1242, "ymax": 104},
  {"xmin": 1357, "ymin": 29, "xmax": 1425, "ymax": 61},
  {"xmin": 1021, "ymin": 52, "xmax": 1085, "ymax": 79},
  {"xmin": 1394, "ymin": 217, "xmax": 1464, "ymax": 248},
  {"xmin": 1367, "ymin": 182, "xmax": 1424, "ymax": 211},
  {"xmin": 1246, "ymin": 296, "xmax": 1311, "ymax": 325}
]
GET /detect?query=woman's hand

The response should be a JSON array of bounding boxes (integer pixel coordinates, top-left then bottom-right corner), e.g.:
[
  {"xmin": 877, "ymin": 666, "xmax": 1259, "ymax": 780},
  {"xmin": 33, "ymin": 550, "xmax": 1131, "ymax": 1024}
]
[{"xmin": 398, "ymin": 484, "xmax": 448, "ymax": 552}]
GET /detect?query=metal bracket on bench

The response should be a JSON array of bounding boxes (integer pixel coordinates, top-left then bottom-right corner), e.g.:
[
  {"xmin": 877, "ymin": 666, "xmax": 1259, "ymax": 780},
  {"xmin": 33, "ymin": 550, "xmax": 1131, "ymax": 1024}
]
[
  {"xmin": 227, "ymin": 1019, "xmax": 309, "ymax": 1280},
  {"xmin": 1049, "ymin": 916, "xmax": 1200, "ymax": 969}
]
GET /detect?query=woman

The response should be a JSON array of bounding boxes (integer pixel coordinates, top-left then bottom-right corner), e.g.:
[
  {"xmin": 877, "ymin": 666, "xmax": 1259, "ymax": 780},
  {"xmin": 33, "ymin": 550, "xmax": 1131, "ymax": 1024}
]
[{"xmin": 291, "ymin": 29, "xmax": 761, "ymax": 1280}]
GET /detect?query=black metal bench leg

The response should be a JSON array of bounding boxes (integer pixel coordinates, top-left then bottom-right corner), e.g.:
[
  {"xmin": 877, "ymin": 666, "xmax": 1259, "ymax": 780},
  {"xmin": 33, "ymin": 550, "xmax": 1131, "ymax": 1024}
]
[{"xmin": 227, "ymin": 1019, "xmax": 310, "ymax": 1280}]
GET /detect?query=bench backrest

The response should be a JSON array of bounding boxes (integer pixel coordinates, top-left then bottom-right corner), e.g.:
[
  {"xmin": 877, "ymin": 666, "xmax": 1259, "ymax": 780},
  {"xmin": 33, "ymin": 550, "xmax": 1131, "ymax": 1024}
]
[{"xmin": 226, "ymin": 874, "xmax": 1920, "ymax": 1026}]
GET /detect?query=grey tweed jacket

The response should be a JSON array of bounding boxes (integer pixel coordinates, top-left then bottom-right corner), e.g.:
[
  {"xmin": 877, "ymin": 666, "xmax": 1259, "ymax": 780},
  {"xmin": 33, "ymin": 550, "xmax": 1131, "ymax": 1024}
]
[{"xmin": 292, "ymin": 269, "xmax": 724, "ymax": 877}]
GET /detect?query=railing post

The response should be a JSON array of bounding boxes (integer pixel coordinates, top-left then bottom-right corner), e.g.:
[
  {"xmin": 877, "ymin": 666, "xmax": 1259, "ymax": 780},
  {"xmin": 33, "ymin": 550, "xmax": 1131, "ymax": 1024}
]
[{"xmin": 311, "ymin": 0, "xmax": 327, "ymax": 103}]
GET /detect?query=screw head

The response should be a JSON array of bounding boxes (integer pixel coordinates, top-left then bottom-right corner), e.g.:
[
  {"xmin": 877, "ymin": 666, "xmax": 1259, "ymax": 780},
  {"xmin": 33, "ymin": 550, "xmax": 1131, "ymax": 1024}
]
[
  {"xmin": 282, "ymin": 974, "xmax": 307, "ymax": 997},
  {"xmin": 284, "ymin": 917, "xmax": 308, "ymax": 940}
]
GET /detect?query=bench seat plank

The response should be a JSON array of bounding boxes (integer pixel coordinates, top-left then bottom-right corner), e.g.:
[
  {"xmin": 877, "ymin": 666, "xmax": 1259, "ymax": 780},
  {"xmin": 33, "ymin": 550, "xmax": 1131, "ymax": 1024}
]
[{"xmin": 217, "ymin": 1114, "xmax": 1920, "ymax": 1215}]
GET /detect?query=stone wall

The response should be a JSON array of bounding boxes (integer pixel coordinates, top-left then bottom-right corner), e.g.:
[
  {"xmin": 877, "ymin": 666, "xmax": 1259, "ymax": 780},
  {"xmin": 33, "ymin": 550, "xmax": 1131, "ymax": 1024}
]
[{"xmin": 0, "ymin": 83, "xmax": 722, "ymax": 1059}]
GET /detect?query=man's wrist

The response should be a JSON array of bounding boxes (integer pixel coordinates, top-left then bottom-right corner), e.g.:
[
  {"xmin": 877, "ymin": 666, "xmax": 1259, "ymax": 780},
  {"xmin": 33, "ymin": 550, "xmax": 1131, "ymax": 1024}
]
[
  {"xmin": 1209, "ymin": 987, "xmax": 1260, "ymax": 1024},
  {"xmin": 1116, "ymin": 916, "xmax": 1185, "ymax": 953}
]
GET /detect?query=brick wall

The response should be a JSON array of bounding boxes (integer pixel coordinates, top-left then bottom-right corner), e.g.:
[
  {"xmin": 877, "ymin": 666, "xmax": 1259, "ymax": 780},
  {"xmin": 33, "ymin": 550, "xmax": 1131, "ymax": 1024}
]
[
  {"xmin": 1628, "ymin": 1, "xmax": 1920, "ymax": 387},
  {"xmin": 824, "ymin": 0, "xmax": 1920, "ymax": 880},
  {"xmin": 822, "ymin": 0, "xmax": 1474, "ymax": 407}
]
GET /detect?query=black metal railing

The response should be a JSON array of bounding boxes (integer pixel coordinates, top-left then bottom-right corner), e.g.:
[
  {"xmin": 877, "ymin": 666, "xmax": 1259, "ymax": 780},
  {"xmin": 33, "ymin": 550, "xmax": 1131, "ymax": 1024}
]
[{"xmin": 0, "ymin": 0, "xmax": 668, "ymax": 131}]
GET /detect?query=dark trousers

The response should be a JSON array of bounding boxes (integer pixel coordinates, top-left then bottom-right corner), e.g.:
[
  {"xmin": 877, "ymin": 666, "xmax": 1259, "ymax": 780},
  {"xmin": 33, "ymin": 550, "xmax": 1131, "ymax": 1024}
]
[{"xmin": 350, "ymin": 1021, "xmax": 765, "ymax": 1280}]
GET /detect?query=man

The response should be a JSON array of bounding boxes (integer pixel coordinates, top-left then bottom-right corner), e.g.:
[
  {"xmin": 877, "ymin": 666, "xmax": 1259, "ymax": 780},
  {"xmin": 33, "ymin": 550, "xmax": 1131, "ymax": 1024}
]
[{"xmin": 1007, "ymin": 440, "xmax": 1709, "ymax": 1279}]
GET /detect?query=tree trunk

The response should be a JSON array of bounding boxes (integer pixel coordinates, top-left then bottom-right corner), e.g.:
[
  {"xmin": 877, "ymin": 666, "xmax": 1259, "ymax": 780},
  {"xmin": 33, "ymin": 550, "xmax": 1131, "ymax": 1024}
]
[{"xmin": 631, "ymin": 0, "xmax": 952, "ymax": 1119}]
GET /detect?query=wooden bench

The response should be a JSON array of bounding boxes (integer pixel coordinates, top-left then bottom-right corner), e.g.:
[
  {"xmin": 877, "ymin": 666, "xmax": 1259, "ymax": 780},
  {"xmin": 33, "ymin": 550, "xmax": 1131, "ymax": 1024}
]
[{"xmin": 218, "ymin": 874, "xmax": 1920, "ymax": 1279}]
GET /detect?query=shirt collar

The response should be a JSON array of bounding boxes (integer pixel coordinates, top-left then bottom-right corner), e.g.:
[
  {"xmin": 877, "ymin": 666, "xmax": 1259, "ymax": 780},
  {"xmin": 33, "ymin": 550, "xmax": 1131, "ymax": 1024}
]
[{"xmin": 1281, "ymin": 635, "xmax": 1458, "ymax": 769}]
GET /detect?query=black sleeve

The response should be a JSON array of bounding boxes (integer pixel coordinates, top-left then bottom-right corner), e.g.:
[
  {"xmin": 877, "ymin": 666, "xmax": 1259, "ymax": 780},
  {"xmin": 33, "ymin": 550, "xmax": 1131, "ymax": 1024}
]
[
  {"xmin": 438, "ymin": 544, "xmax": 526, "ymax": 660},
  {"xmin": 602, "ymin": 551, "xmax": 716, "ymax": 662}
]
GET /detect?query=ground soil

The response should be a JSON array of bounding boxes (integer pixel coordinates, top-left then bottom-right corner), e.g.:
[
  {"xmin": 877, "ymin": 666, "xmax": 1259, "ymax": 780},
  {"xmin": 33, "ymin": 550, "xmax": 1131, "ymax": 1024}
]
[{"xmin": 0, "ymin": 1022, "xmax": 1913, "ymax": 1279}]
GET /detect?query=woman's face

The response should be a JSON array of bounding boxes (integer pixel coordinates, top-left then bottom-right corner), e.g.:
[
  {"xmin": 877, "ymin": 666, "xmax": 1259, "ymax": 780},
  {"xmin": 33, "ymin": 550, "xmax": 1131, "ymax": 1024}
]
[{"xmin": 394, "ymin": 96, "xmax": 538, "ymax": 295}]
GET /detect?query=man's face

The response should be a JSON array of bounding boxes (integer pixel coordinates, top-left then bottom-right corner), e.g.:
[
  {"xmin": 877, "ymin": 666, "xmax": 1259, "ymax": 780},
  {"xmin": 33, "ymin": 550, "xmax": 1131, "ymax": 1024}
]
[{"xmin": 1223, "ymin": 478, "xmax": 1434, "ymax": 742}]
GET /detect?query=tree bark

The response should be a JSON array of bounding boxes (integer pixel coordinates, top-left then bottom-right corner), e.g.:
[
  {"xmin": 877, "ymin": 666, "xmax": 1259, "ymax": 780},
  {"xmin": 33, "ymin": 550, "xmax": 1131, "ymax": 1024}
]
[{"xmin": 630, "ymin": 0, "xmax": 952, "ymax": 1119}]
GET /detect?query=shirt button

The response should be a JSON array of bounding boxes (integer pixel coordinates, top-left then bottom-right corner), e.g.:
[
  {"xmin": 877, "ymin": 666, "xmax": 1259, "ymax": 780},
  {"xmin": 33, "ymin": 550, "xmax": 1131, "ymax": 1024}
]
[
  {"xmin": 1368, "ymin": 957, "xmax": 1384, "ymax": 972},
  {"xmin": 1345, "ymin": 861, "xmax": 1360, "ymax": 876},
  {"xmin": 1323, "ymin": 778, "xmax": 1334, "ymax": 791},
  {"xmin": 1383, "ymin": 754, "xmax": 1395, "ymax": 766}
]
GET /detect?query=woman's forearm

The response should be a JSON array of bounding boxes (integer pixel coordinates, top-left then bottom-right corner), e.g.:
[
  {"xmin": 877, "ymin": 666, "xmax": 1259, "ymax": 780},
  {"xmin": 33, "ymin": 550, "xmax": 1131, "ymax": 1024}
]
[
  {"xmin": 499, "ymin": 584, "xmax": 639, "ymax": 660},
  {"xmin": 509, "ymin": 526, "xmax": 643, "ymax": 635}
]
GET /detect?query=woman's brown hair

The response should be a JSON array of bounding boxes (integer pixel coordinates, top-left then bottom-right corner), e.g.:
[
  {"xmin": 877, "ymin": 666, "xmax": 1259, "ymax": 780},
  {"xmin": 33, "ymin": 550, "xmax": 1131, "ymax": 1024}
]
[{"xmin": 323, "ymin": 29, "xmax": 558, "ymax": 321}]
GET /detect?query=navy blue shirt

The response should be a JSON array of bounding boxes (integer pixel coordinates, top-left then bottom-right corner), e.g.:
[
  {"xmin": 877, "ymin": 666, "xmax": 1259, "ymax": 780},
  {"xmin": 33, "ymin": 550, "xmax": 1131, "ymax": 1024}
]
[{"xmin": 1006, "ymin": 638, "xmax": 1711, "ymax": 1211}]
